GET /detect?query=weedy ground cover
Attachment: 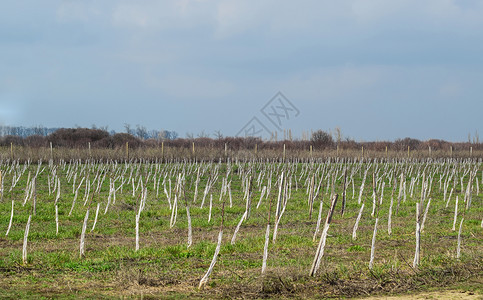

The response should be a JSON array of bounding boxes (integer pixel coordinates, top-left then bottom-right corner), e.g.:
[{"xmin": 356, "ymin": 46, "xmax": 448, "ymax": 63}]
[{"xmin": 0, "ymin": 158, "xmax": 481, "ymax": 298}]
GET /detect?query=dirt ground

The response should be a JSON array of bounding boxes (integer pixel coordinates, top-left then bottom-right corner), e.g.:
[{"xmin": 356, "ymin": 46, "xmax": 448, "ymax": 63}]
[{"xmin": 360, "ymin": 290, "xmax": 482, "ymax": 300}]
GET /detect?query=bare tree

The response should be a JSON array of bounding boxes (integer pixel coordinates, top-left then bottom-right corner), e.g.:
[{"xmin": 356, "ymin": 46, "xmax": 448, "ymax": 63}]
[
  {"xmin": 332, "ymin": 127, "xmax": 342, "ymax": 144},
  {"xmin": 149, "ymin": 130, "xmax": 159, "ymax": 140},
  {"xmin": 214, "ymin": 130, "xmax": 223, "ymax": 140},
  {"xmin": 170, "ymin": 131, "xmax": 178, "ymax": 140},
  {"xmin": 136, "ymin": 125, "xmax": 148, "ymax": 140},
  {"xmin": 197, "ymin": 130, "xmax": 210, "ymax": 138},
  {"xmin": 124, "ymin": 123, "xmax": 134, "ymax": 135}
]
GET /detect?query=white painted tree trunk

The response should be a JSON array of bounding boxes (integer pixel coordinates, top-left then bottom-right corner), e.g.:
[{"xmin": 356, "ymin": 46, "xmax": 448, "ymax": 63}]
[
  {"xmin": 208, "ymin": 194, "xmax": 212, "ymax": 223},
  {"xmin": 313, "ymin": 197, "xmax": 324, "ymax": 242},
  {"xmin": 310, "ymin": 223, "xmax": 330, "ymax": 276},
  {"xmin": 420, "ymin": 198, "xmax": 431, "ymax": 232},
  {"xmin": 369, "ymin": 218, "xmax": 379, "ymax": 269},
  {"xmin": 371, "ymin": 189, "xmax": 376, "ymax": 217},
  {"xmin": 446, "ymin": 187, "xmax": 454, "ymax": 208},
  {"xmin": 187, "ymin": 206, "xmax": 192, "ymax": 248},
  {"xmin": 91, "ymin": 203, "xmax": 100, "ymax": 232},
  {"xmin": 5, "ymin": 199, "xmax": 14, "ymax": 236},
  {"xmin": 228, "ymin": 184, "xmax": 233, "ymax": 208},
  {"xmin": 69, "ymin": 189, "xmax": 78, "ymax": 217},
  {"xmin": 199, "ymin": 230, "xmax": 223, "ymax": 289},
  {"xmin": 22, "ymin": 214, "xmax": 32, "ymax": 265},
  {"xmin": 358, "ymin": 180, "xmax": 365, "ymax": 205},
  {"xmin": 231, "ymin": 211, "xmax": 247, "ymax": 245},
  {"xmin": 388, "ymin": 197, "xmax": 393, "ymax": 235},
  {"xmin": 413, "ymin": 204, "xmax": 420, "ymax": 269},
  {"xmin": 80, "ymin": 209, "xmax": 89, "ymax": 257},
  {"xmin": 170, "ymin": 194, "xmax": 178, "ymax": 228},
  {"xmin": 200, "ymin": 181, "xmax": 210, "ymax": 209},
  {"xmin": 193, "ymin": 176, "xmax": 199, "ymax": 203},
  {"xmin": 261, "ymin": 224, "xmax": 270, "ymax": 274},
  {"xmin": 104, "ymin": 181, "xmax": 113, "ymax": 214},
  {"xmin": 352, "ymin": 203, "xmax": 364, "ymax": 240},
  {"xmin": 135, "ymin": 213, "xmax": 140, "ymax": 251},
  {"xmin": 257, "ymin": 186, "xmax": 266, "ymax": 209},
  {"xmin": 452, "ymin": 196, "xmax": 459, "ymax": 231},
  {"xmin": 55, "ymin": 177, "xmax": 61, "ymax": 205},
  {"xmin": 55, "ymin": 204, "xmax": 59, "ymax": 235},
  {"xmin": 310, "ymin": 194, "xmax": 338, "ymax": 276},
  {"xmin": 456, "ymin": 218, "xmax": 464, "ymax": 259},
  {"xmin": 272, "ymin": 189, "xmax": 288, "ymax": 244}
]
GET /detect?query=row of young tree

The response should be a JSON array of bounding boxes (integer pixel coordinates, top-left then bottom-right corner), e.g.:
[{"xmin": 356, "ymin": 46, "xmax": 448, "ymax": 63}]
[{"xmin": 0, "ymin": 128, "xmax": 481, "ymax": 152}]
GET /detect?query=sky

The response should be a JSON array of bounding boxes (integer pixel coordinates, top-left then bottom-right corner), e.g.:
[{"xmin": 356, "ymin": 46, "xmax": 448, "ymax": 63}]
[{"xmin": 0, "ymin": 0, "xmax": 482, "ymax": 142}]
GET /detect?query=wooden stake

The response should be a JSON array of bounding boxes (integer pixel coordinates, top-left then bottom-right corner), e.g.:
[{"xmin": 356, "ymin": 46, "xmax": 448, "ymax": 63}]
[{"xmin": 126, "ymin": 142, "xmax": 129, "ymax": 161}]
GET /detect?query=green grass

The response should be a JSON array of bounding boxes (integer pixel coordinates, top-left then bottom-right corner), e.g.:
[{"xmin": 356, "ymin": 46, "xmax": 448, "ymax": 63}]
[{"xmin": 0, "ymin": 160, "xmax": 481, "ymax": 298}]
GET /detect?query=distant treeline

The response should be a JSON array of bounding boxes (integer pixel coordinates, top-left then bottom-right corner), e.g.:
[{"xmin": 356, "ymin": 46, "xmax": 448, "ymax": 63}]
[
  {"xmin": 0, "ymin": 125, "xmax": 178, "ymax": 145},
  {"xmin": 0, "ymin": 127, "xmax": 481, "ymax": 153},
  {"xmin": 0, "ymin": 125, "xmax": 59, "ymax": 137}
]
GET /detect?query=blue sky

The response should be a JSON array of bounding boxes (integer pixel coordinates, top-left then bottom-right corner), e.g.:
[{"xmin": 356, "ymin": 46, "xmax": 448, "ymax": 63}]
[{"xmin": 0, "ymin": 1, "xmax": 482, "ymax": 141}]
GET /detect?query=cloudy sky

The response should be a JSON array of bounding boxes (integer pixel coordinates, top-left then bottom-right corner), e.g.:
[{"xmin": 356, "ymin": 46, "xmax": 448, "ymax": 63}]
[{"xmin": 1, "ymin": 1, "xmax": 482, "ymax": 141}]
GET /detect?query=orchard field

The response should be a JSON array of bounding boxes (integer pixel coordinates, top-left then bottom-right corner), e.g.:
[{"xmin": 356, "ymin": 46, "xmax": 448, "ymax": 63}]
[{"xmin": 0, "ymin": 157, "xmax": 481, "ymax": 299}]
